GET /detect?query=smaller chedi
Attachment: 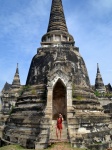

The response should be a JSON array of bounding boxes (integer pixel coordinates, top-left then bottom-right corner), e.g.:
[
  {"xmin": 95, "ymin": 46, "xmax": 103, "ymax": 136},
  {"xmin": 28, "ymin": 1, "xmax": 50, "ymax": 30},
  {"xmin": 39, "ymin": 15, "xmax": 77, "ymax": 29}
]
[
  {"xmin": 0, "ymin": 0, "xmax": 112, "ymax": 150},
  {"xmin": 93, "ymin": 63, "xmax": 112, "ymax": 98},
  {"xmin": 1, "ymin": 64, "xmax": 21, "ymax": 114},
  {"xmin": 95, "ymin": 63, "xmax": 106, "ymax": 93},
  {"xmin": 94, "ymin": 63, "xmax": 112, "ymax": 127}
]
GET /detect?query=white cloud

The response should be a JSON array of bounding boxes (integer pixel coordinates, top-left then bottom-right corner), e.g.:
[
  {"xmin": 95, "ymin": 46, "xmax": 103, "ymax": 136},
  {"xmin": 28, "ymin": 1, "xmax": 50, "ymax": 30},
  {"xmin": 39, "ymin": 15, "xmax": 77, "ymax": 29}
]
[{"xmin": 91, "ymin": 0, "xmax": 112, "ymax": 12}]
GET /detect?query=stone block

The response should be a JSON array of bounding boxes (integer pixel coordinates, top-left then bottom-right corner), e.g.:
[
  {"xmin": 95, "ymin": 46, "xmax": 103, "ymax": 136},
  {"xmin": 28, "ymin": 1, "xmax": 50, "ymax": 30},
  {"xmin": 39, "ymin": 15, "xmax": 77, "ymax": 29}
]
[
  {"xmin": 35, "ymin": 143, "xmax": 48, "ymax": 149},
  {"xmin": 0, "ymin": 128, "xmax": 3, "ymax": 138}
]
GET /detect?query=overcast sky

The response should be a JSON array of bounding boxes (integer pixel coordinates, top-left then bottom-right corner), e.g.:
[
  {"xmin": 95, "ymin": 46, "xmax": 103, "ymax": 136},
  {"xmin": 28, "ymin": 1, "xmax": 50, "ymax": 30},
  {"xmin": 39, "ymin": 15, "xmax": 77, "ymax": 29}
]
[{"xmin": 0, "ymin": 0, "xmax": 112, "ymax": 91}]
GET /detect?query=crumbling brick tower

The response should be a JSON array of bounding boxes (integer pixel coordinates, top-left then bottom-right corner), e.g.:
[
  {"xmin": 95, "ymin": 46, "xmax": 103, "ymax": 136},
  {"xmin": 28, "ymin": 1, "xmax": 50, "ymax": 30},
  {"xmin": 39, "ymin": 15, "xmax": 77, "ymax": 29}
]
[{"xmin": 3, "ymin": 0, "xmax": 112, "ymax": 149}]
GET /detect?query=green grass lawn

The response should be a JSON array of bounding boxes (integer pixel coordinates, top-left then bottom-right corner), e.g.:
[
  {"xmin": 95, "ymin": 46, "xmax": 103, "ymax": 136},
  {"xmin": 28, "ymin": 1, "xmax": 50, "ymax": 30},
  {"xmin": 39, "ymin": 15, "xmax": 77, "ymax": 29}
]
[
  {"xmin": 0, "ymin": 145, "xmax": 26, "ymax": 150},
  {"xmin": 0, "ymin": 143, "xmax": 87, "ymax": 150}
]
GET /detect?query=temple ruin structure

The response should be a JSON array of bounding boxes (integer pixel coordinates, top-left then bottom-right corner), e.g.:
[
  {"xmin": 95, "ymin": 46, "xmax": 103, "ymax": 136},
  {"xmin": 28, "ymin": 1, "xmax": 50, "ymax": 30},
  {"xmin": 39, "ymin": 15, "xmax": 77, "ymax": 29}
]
[
  {"xmin": 95, "ymin": 63, "xmax": 106, "ymax": 93},
  {"xmin": 0, "ymin": 0, "xmax": 112, "ymax": 149}
]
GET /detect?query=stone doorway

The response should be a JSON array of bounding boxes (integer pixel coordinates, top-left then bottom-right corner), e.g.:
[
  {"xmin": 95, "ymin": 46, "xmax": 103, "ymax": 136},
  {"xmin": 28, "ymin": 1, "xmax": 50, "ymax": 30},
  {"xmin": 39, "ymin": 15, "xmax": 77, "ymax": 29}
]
[{"xmin": 52, "ymin": 79, "xmax": 67, "ymax": 120}]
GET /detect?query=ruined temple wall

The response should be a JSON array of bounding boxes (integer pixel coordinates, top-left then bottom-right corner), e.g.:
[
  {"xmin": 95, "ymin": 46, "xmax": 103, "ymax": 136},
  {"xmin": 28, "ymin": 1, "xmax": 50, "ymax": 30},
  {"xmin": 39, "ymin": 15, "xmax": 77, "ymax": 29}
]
[{"xmin": 26, "ymin": 47, "xmax": 91, "ymax": 89}]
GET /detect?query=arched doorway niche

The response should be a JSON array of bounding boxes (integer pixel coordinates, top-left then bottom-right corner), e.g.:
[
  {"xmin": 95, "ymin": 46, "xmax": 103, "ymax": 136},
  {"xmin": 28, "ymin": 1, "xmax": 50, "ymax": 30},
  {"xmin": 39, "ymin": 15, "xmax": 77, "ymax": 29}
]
[
  {"xmin": 52, "ymin": 79, "xmax": 67, "ymax": 120},
  {"xmin": 46, "ymin": 70, "xmax": 73, "ymax": 121}
]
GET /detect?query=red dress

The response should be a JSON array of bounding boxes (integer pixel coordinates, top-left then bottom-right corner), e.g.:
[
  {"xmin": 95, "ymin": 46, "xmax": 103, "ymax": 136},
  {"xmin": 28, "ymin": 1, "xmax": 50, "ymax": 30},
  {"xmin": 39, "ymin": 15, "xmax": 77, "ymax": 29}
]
[{"xmin": 57, "ymin": 118, "xmax": 62, "ymax": 130}]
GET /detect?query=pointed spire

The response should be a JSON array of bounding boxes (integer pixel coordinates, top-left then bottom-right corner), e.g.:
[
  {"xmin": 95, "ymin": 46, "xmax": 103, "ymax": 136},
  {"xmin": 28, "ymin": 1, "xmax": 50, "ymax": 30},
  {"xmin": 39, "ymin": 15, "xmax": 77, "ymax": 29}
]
[
  {"xmin": 12, "ymin": 63, "xmax": 21, "ymax": 88},
  {"xmin": 95, "ymin": 63, "xmax": 106, "ymax": 93},
  {"xmin": 16, "ymin": 63, "xmax": 19, "ymax": 74},
  {"xmin": 97, "ymin": 63, "xmax": 100, "ymax": 73},
  {"xmin": 41, "ymin": 0, "xmax": 74, "ymax": 47},
  {"xmin": 47, "ymin": 0, "xmax": 68, "ymax": 33}
]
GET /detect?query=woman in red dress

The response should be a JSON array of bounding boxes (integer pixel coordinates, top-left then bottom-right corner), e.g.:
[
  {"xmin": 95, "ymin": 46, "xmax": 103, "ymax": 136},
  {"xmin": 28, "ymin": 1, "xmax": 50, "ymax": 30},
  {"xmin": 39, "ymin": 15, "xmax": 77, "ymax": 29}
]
[{"xmin": 56, "ymin": 114, "xmax": 63, "ymax": 140}]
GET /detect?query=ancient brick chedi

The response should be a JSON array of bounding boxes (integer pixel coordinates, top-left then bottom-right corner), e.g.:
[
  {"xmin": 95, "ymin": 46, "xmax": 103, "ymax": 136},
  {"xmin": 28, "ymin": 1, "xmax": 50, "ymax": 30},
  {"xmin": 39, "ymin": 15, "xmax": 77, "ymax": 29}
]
[
  {"xmin": 95, "ymin": 63, "xmax": 106, "ymax": 93},
  {"xmin": 1, "ymin": 0, "xmax": 112, "ymax": 149},
  {"xmin": 1, "ymin": 64, "xmax": 21, "ymax": 114}
]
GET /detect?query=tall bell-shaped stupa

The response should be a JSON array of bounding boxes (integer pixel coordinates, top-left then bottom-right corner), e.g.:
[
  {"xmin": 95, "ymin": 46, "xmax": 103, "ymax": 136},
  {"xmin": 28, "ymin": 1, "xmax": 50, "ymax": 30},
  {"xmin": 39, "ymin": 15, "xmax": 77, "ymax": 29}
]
[{"xmin": 3, "ymin": 0, "xmax": 112, "ymax": 149}]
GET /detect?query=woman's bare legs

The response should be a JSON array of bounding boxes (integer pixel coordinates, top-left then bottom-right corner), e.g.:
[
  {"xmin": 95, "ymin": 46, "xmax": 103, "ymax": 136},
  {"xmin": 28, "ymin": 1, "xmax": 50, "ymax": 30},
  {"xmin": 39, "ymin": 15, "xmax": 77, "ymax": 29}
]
[
  {"xmin": 59, "ymin": 129, "xmax": 62, "ymax": 140},
  {"xmin": 56, "ymin": 128, "xmax": 62, "ymax": 140}
]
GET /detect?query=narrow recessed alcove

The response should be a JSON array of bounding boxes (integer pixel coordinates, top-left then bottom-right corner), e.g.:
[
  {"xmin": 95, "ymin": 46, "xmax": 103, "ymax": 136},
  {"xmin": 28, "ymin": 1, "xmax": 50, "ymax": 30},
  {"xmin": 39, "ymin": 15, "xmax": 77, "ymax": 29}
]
[{"xmin": 52, "ymin": 79, "xmax": 67, "ymax": 120}]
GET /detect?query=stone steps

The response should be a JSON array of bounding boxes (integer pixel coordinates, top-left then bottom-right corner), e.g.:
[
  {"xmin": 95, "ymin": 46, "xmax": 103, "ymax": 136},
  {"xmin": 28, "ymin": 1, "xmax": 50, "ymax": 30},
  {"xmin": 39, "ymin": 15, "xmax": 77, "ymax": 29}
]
[{"xmin": 50, "ymin": 120, "xmax": 68, "ymax": 140}]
